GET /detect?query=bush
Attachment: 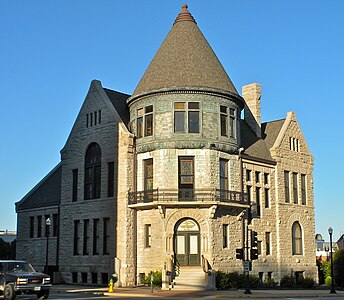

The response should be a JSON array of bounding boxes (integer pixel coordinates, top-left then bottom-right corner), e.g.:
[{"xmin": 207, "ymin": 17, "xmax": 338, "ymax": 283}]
[
  {"xmin": 280, "ymin": 275, "xmax": 295, "ymax": 288},
  {"xmin": 325, "ymin": 276, "xmax": 332, "ymax": 286},
  {"xmin": 215, "ymin": 271, "xmax": 261, "ymax": 289},
  {"xmin": 298, "ymin": 276, "xmax": 315, "ymax": 288},
  {"xmin": 143, "ymin": 271, "xmax": 162, "ymax": 287},
  {"xmin": 262, "ymin": 277, "xmax": 278, "ymax": 288}
]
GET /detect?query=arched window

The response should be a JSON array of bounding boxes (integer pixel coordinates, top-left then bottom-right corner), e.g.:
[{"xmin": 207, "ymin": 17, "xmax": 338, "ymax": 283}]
[
  {"xmin": 84, "ymin": 143, "xmax": 101, "ymax": 200},
  {"xmin": 292, "ymin": 221, "xmax": 303, "ymax": 255}
]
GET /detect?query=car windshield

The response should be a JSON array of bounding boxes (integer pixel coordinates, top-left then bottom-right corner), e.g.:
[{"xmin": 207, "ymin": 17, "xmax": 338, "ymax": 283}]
[{"xmin": 7, "ymin": 262, "xmax": 36, "ymax": 273}]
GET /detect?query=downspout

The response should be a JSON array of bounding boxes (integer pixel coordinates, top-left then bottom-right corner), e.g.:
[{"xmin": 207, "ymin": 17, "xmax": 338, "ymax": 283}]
[{"xmin": 132, "ymin": 137, "xmax": 138, "ymax": 285}]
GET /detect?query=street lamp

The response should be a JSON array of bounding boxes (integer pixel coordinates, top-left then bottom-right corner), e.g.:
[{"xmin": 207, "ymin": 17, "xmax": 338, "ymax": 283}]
[
  {"xmin": 45, "ymin": 217, "xmax": 51, "ymax": 274},
  {"xmin": 328, "ymin": 227, "xmax": 336, "ymax": 294}
]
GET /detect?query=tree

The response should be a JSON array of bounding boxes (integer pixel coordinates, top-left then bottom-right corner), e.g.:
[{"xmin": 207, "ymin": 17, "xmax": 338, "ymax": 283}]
[
  {"xmin": 334, "ymin": 248, "xmax": 344, "ymax": 288},
  {"xmin": 0, "ymin": 238, "xmax": 16, "ymax": 259}
]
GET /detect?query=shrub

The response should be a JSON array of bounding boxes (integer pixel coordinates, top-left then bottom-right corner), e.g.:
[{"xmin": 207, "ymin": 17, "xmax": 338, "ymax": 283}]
[
  {"xmin": 143, "ymin": 271, "xmax": 162, "ymax": 287},
  {"xmin": 325, "ymin": 276, "xmax": 332, "ymax": 286},
  {"xmin": 263, "ymin": 277, "xmax": 278, "ymax": 288},
  {"xmin": 280, "ymin": 275, "xmax": 295, "ymax": 288},
  {"xmin": 215, "ymin": 271, "xmax": 261, "ymax": 289},
  {"xmin": 298, "ymin": 276, "xmax": 315, "ymax": 288}
]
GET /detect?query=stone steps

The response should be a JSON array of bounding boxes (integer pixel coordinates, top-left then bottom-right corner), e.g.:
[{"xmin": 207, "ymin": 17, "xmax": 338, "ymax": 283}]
[{"xmin": 172, "ymin": 266, "xmax": 206, "ymax": 291}]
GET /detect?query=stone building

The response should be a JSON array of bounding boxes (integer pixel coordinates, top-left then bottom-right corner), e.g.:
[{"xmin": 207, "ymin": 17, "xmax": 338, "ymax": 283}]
[{"xmin": 15, "ymin": 4, "xmax": 317, "ymax": 288}]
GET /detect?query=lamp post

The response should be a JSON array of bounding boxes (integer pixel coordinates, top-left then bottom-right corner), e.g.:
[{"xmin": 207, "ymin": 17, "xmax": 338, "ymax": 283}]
[
  {"xmin": 45, "ymin": 217, "xmax": 51, "ymax": 274},
  {"xmin": 328, "ymin": 227, "xmax": 336, "ymax": 294}
]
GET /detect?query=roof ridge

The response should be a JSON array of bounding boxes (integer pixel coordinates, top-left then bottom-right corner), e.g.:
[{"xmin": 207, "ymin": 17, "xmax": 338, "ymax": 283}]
[{"xmin": 173, "ymin": 4, "xmax": 196, "ymax": 25}]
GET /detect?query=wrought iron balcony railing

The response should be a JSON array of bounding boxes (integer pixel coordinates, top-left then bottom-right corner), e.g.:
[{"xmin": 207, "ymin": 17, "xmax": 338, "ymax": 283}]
[{"xmin": 128, "ymin": 188, "xmax": 248, "ymax": 205}]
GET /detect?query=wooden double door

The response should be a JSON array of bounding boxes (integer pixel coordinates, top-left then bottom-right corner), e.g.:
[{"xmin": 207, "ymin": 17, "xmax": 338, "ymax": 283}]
[{"xmin": 175, "ymin": 219, "xmax": 200, "ymax": 266}]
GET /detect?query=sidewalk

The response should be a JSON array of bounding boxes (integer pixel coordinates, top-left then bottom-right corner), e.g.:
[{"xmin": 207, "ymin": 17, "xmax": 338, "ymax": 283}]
[{"xmin": 51, "ymin": 284, "xmax": 344, "ymax": 298}]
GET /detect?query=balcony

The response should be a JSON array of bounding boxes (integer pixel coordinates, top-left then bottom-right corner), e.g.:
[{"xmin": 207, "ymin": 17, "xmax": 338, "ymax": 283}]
[{"xmin": 128, "ymin": 188, "xmax": 249, "ymax": 209}]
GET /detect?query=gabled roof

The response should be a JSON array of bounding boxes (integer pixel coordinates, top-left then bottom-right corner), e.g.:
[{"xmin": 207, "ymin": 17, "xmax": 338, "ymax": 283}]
[
  {"xmin": 241, "ymin": 118, "xmax": 285, "ymax": 163},
  {"xmin": 131, "ymin": 4, "xmax": 238, "ymax": 98},
  {"xmin": 16, "ymin": 164, "xmax": 61, "ymax": 211},
  {"xmin": 103, "ymin": 88, "xmax": 130, "ymax": 126}
]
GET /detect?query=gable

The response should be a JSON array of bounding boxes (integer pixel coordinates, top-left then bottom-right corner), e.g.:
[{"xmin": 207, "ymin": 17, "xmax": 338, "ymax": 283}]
[
  {"xmin": 61, "ymin": 80, "xmax": 130, "ymax": 154},
  {"xmin": 271, "ymin": 112, "xmax": 313, "ymax": 161}
]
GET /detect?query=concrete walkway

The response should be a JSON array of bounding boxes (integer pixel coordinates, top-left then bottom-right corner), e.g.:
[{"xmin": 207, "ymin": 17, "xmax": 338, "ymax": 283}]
[{"xmin": 51, "ymin": 284, "xmax": 344, "ymax": 298}]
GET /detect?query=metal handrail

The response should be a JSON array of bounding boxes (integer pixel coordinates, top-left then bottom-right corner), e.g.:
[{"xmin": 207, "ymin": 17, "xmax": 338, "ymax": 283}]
[
  {"xmin": 201, "ymin": 255, "xmax": 212, "ymax": 276},
  {"xmin": 128, "ymin": 188, "xmax": 248, "ymax": 205}
]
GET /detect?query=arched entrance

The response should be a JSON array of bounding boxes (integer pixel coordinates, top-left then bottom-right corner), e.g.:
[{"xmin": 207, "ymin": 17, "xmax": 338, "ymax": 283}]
[{"xmin": 174, "ymin": 219, "xmax": 200, "ymax": 266}]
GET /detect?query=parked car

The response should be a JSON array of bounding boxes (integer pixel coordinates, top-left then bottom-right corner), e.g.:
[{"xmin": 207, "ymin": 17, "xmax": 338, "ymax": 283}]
[{"xmin": 0, "ymin": 260, "xmax": 51, "ymax": 300}]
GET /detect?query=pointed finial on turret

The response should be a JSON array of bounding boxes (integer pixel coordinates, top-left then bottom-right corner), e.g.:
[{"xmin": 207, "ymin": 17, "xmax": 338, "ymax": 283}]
[{"xmin": 173, "ymin": 4, "xmax": 196, "ymax": 25}]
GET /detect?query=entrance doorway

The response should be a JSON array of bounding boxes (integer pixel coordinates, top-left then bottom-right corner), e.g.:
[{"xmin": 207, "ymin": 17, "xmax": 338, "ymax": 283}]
[{"xmin": 175, "ymin": 219, "xmax": 200, "ymax": 266}]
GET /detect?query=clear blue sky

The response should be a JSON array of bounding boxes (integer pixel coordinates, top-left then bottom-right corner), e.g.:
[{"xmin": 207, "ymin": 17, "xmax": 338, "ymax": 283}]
[{"xmin": 1, "ymin": 1, "xmax": 343, "ymax": 241}]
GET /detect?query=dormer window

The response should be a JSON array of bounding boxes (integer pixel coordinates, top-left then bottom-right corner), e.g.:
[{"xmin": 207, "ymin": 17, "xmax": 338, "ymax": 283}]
[
  {"xmin": 174, "ymin": 102, "xmax": 199, "ymax": 133},
  {"xmin": 137, "ymin": 105, "xmax": 153, "ymax": 138}
]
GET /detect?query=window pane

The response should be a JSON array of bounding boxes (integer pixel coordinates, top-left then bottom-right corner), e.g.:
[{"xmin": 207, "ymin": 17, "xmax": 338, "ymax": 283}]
[
  {"xmin": 145, "ymin": 105, "xmax": 153, "ymax": 114},
  {"xmin": 174, "ymin": 111, "xmax": 185, "ymax": 132},
  {"xmin": 188, "ymin": 102, "xmax": 199, "ymax": 109},
  {"xmin": 221, "ymin": 114, "xmax": 228, "ymax": 136},
  {"xmin": 190, "ymin": 235, "xmax": 198, "ymax": 254},
  {"xmin": 137, "ymin": 117, "xmax": 143, "ymax": 138},
  {"xmin": 174, "ymin": 102, "xmax": 185, "ymax": 109},
  {"xmin": 145, "ymin": 114, "xmax": 153, "ymax": 136},
  {"xmin": 220, "ymin": 105, "xmax": 227, "ymax": 113},
  {"xmin": 188, "ymin": 111, "xmax": 199, "ymax": 133},
  {"xmin": 137, "ymin": 108, "xmax": 144, "ymax": 116},
  {"xmin": 177, "ymin": 236, "xmax": 185, "ymax": 254}
]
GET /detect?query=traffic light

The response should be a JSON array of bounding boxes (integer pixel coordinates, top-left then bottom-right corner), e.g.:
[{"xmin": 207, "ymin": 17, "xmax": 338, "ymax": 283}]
[
  {"xmin": 251, "ymin": 248, "xmax": 259, "ymax": 260},
  {"xmin": 251, "ymin": 231, "xmax": 258, "ymax": 248},
  {"xmin": 236, "ymin": 248, "xmax": 244, "ymax": 260}
]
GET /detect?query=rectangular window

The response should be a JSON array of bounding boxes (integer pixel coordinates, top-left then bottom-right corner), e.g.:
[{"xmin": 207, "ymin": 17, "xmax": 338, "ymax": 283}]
[
  {"xmin": 93, "ymin": 219, "xmax": 99, "ymax": 255},
  {"xmin": 264, "ymin": 173, "xmax": 269, "ymax": 185},
  {"xmin": 53, "ymin": 214, "xmax": 58, "ymax": 237},
  {"xmin": 229, "ymin": 108, "xmax": 235, "ymax": 138},
  {"xmin": 284, "ymin": 171, "xmax": 290, "ymax": 203},
  {"xmin": 293, "ymin": 172, "xmax": 298, "ymax": 204},
  {"xmin": 103, "ymin": 218, "xmax": 110, "ymax": 255},
  {"xmin": 255, "ymin": 171, "xmax": 260, "ymax": 183},
  {"xmin": 30, "ymin": 217, "xmax": 34, "ymax": 238},
  {"xmin": 86, "ymin": 114, "xmax": 89, "ymax": 128},
  {"xmin": 90, "ymin": 112, "xmax": 93, "ymax": 127},
  {"xmin": 137, "ymin": 106, "xmax": 153, "ymax": 138},
  {"xmin": 264, "ymin": 188, "xmax": 270, "ymax": 208},
  {"xmin": 256, "ymin": 187, "xmax": 261, "ymax": 217},
  {"xmin": 37, "ymin": 216, "xmax": 42, "ymax": 238},
  {"xmin": 107, "ymin": 162, "xmax": 114, "ymax": 197},
  {"xmin": 98, "ymin": 110, "xmax": 101, "ymax": 124},
  {"xmin": 266, "ymin": 232, "xmax": 271, "ymax": 255},
  {"xmin": 220, "ymin": 106, "xmax": 228, "ymax": 136},
  {"xmin": 174, "ymin": 102, "xmax": 199, "ymax": 133},
  {"xmin": 301, "ymin": 174, "xmax": 306, "ymax": 205},
  {"xmin": 178, "ymin": 157, "xmax": 194, "ymax": 199},
  {"xmin": 72, "ymin": 272, "xmax": 78, "ymax": 283},
  {"xmin": 145, "ymin": 224, "xmax": 151, "ymax": 248},
  {"xmin": 246, "ymin": 169, "xmax": 252, "ymax": 182},
  {"xmin": 145, "ymin": 105, "xmax": 153, "ymax": 136},
  {"xmin": 72, "ymin": 169, "xmax": 78, "ymax": 202},
  {"xmin": 94, "ymin": 111, "xmax": 97, "ymax": 125},
  {"xmin": 91, "ymin": 273, "xmax": 98, "ymax": 284},
  {"xmin": 83, "ymin": 219, "xmax": 89, "ymax": 255},
  {"xmin": 73, "ymin": 220, "xmax": 80, "ymax": 255},
  {"xmin": 81, "ymin": 272, "xmax": 87, "ymax": 284},
  {"xmin": 137, "ymin": 108, "xmax": 143, "ymax": 138},
  {"xmin": 220, "ymin": 159, "xmax": 228, "ymax": 198},
  {"xmin": 144, "ymin": 159, "xmax": 153, "ymax": 201},
  {"xmin": 223, "ymin": 224, "xmax": 229, "ymax": 248}
]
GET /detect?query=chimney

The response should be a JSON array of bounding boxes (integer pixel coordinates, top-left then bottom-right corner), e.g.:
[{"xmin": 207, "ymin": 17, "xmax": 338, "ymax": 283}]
[{"xmin": 242, "ymin": 83, "xmax": 262, "ymax": 138}]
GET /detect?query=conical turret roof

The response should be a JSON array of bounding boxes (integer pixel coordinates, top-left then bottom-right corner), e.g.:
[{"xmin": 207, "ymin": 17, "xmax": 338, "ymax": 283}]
[{"xmin": 131, "ymin": 4, "xmax": 238, "ymax": 99}]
